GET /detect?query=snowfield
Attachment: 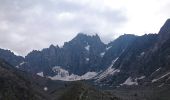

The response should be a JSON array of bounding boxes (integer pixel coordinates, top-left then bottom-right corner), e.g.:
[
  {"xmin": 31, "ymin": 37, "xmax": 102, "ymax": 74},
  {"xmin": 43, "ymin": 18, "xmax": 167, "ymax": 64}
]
[
  {"xmin": 47, "ymin": 66, "xmax": 98, "ymax": 81},
  {"xmin": 95, "ymin": 58, "xmax": 120, "ymax": 81},
  {"xmin": 37, "ymin": 72, "xmax": 44, "ymax": 77}
]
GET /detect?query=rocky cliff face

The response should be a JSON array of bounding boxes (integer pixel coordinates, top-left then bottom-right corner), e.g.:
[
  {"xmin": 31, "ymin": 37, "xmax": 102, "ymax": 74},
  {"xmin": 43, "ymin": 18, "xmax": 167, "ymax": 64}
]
[
  {"xmin": 158, "ymin": 19, "xmax": 170, "ymax": 43},
  {"xmin": 20, "ymin": 33, "xmax": 106, "ymax": 76},
  {"xmin": 0, "ymin": 59, "xmax": 48, "ymax": 100},
  {"xmin": 95, "ymin": 19, "xmax": 170, "ymax": 87},
  {"xmin": 0, "ymin": 49, "xmax": 24, "ymax": 67},
  {"xmin": 20, "ymin": 33, "xmax": 138, "ymax": 78},
  {"xmin": 0, "ymin": 33, "xmax": 138, "ymax": 80},
  {"xmin": 95, "ymin": 34, "xmax": 158, "ymax": 85},
  {"xmin": 99, "ymin": 34, "xmax": 137, "ymax": 70}
]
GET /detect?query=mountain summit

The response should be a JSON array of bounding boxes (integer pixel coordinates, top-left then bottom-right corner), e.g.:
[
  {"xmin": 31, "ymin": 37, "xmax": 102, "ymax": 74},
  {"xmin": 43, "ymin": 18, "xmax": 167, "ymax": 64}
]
[{"xmin": 158, "ymin": 19, "xmax": 170, "ymax": 44}]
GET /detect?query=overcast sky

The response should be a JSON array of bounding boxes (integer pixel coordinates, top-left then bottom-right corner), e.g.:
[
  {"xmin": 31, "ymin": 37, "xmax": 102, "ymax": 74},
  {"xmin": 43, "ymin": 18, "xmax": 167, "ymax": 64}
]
[{"xmin": 0, "ymin": 0, "xmax": 170, "ymax": 56}]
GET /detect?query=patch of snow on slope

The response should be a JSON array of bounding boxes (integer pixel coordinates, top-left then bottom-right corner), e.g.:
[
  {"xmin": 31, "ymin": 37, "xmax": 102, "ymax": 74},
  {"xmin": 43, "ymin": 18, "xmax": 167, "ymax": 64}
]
[
  {"xmin": 37, "ymin": 72, "xmax": 44, "ymax": 77},
  {"xmin": 121, "ymin": 77, "xmax": 138, "ymax": 86},
  {"xmin": 52, "ymin": 66, "xmax": 69, "ymax": 77},
  {"xmin": 106, "ymin": 46, "xmax": 112, "ymax": 50},
  {"xmin": 85, "ymin": 45, "xmax": 90, "ymax": 51},
  {"xmin": 158, "ymin": 83, "xmax": 164, "ymax": 87},
  {"xmin": 155, "ymin": 67, "xmax": 161, "ymax": 72},
  {"xmin": 152, "ymin": 72, "xmax": 170, "ymax": 83},
  {"xmin": 16, "ymin": 62, "xmax": 25, "ymax": 68},
  {"xmin": 81, "ymin": 72, "xmax": 98, "ymax": 80},
  {"xmin": 137, "ymin": 76, "xmax": 145, "ymax": 80},
  {"xmin": 95, "ymin": 58, "xmax": 119, "ymax": 81},
  {"xmin": 166, "ymin": 76, "xmax": 170, "ymax": 81},
  {"xmin": 86, "ymin": 58, "xmax": 89, "ymax": 61},
  {"xmin": 100, "ymin": 52, "xmax": 105, "ymax": 57},
  {"xmin": 151, "ymin": 67, "xmax": 161, "ymax": 76},
  {"xmin": 140, "ymin": 52, "xmax": 145, "ymax": 56},
  {"xmin": 48, "ymin": 66, "xmax": 97, "ymax": 81}
]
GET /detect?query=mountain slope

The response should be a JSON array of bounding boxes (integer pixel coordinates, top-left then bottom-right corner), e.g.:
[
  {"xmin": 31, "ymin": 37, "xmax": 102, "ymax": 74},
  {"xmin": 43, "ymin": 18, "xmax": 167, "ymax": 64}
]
[
  {"xmin": 95, "ymin": 19, "xmax": 170, "ymax": 87},
  {"xmin": 19, "ymin": 33, "xmax": 106, "ymax": 77},
  {"xmin": 0, "ymin": 49, "xmax": 24, "ymax": 67},
  {"xmin": 0, "ymin": 59, "xmax": 48, "ymax": 100},
  {"xmin": 5, "ymin": 34, "xmax": 137, "ymax": 81},
  {"xmin": 99, "ymin": 34, "xmax": 137, "ymax": 70},
  {"xmin": 0, "ymin": 58, "xmax": 119, "ymax": 100}
]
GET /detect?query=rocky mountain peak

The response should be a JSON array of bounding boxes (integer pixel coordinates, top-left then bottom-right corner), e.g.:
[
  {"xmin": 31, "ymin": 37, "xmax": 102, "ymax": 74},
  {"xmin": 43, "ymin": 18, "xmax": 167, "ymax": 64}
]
[
  {"xmin": 49, "ymin": 44, "xmax": 56, "ymax": 49},
  {"xmin": 108, "ymin": 34, "xmax": 137, "ymax": 46},
  {"xmin": 92, "ymin": 33, "xmax": 100, "ymax": 40},
  {"xmin": 158, "ymin": 19, "xmax": 170, "ymax": 41},
  {"xmin": 72, "ymin": 33, "xmax": 102, "ymax": 44},
  {"xmin": 159, "ymin": 19, "xmax": 170, "ymax": 33},
  {"xmin": 0, "ymin": 49, "xmax": 24, "ymax": 66}
]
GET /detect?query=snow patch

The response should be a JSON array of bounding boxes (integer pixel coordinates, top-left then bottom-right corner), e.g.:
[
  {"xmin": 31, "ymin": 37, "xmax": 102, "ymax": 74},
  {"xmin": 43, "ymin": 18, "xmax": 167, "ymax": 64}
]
[
  {"xmin": 86, "ymin": 58, "xmax": 89, "ymax": 61},
  {"xmin": 137, "ymin": 76, "xmax": 145, "ymax": 80},
  {"xmin": 120, "ymin": 76, "xmax": 145, "ymax": 86},
  {"xmin": 106, "ymin": 46, "xmax": 112, "ymax": 50},
  {"xmin": 16, "ymin": 65, "xmax": 19, "ymax": 68},
  {"xmin": 48, "ymin": 66, "xmax": 97, "ymax": 81},
  {"xmin": 155, "ymin": 67, "xmax": 161, "ymax": 72},
  {"xmin": 140, "ymin": 52, "xmax": 145, "ymax": 56},
  {"xmin": 81, "ymin": 72, "xmax": 98, "ymax": 80},
  {"xmin": 95, "ymin": 58, "xmax": 119, "ymax": 81},
  {"xmin": 16, "ymin": 62, "xmax": 25, "ymax": 68},
  {"xmin": 37, "ymin": 72, "xmax": 44, "ymax": 77},
  {"xmin": 85, "ymin": 45, "xmax": 90, "ymax": 51},
  {"xmin": 158, "ymin": 83, "xmax": 164, "ymax": 87},
  {"xmin": 100, "ymin": 52, "xmax": 105, "ymax": 57},
  {"xmin": 152, "ymin": 72, "xmax": 170, "ymax": 83},
  {"xmin": 52, "ymin": 66, "xmax": 69, "ymax": 77},
  {"xmin": 121, "ymin": 77, "xmax": 138, "ymax": 86},
  {"xmin": 151, "ymin": 67, "xmax": 161, "ymax": 76},
  {"xmin": 166, "ymin": 76, "xmax": 170, "ymax": 81}
]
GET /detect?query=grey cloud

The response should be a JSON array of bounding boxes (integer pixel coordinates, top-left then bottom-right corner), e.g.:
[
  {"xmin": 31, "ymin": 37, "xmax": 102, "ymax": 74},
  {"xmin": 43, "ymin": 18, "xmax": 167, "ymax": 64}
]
[{"xmin": 0, "ymin": 0, "xmax": 127, "ymax": 56}]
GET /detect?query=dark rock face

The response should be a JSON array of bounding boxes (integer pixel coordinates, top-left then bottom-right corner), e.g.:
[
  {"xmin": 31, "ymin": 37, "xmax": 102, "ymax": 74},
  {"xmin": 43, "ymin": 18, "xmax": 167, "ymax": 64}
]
[
  {"xmin": 0, "ymin": 33, "xmax": 135, "ymax": 78},
  {"xmin": 21, "ymin": 33, "xmax": 137, "ymax": 76},
  {"xmin": 133, "ymin": 19, "xmax": 170, "ymax": 77},
  {"xmin": 22, "ymin": 33, "xmax": 106, "ymax": 75},
  {"xmin": 0, "ymin": 59, "xmax": 47, "ymax": 100},
  {"xmin": 96, "ymin": 19, "xmax": 170, "ymax": 87},
  {"xmin": 158, "ymin": 19, "xmax": 170, "ymax": 42},
  {"xmin": 0, "ymin": 34, "xmax": 134, "ymax": 77},
  {"xmin": 99, "ymin": 34, "xmax": 137, "ymax": 70},
  {"xmin": 0, "ymin": 49, "xmax": 24, "ymax": 66},
  {"xmin": 96, "ymin": 34, "xmax": 159, "ymax": 85}
]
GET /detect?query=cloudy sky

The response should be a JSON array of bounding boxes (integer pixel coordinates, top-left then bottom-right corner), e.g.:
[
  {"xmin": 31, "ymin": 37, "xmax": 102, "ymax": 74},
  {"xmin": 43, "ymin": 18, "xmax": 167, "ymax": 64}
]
[{"xmin": 0, "ymin": 0, "xmax": 170, "ymax": 56}]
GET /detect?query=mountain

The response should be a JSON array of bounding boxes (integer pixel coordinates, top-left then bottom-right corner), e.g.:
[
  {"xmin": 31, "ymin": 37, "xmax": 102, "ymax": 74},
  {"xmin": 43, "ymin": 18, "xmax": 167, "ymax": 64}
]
[
  {"xmin": 0, "ymin": 59, "xmax": 48, "ymax": 100},
  {"xmin": 158, "ymin": 19, "xmax": 170, "ymax": 44},
  {"xmin": 95, "ymin": 34, "xmax": 158, "ymax": 86},
  {"xmin": 21, "ymin": 33, "xmax": 106, "ymax": 77},
  {"xmin": 95, "ymin": 19, "xmax": 170, "ymax": 88},
  {"xmin": 0, "ymin": 49, "xmax": 24, "ymax": 67},
  {"xmin": 0, "ymin": 19, "xmax": 170, "ymax": 87},
  {"xmin": 0, "ymin": 19, "xmax": 170, "ymax": 100},
  {"xmin": 99, "ymin": 34, "xmax": 137, "ymax": 70},
  {"xmin": 16, "ymin": 33, "xmax": 139, "ymax": 81}
]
